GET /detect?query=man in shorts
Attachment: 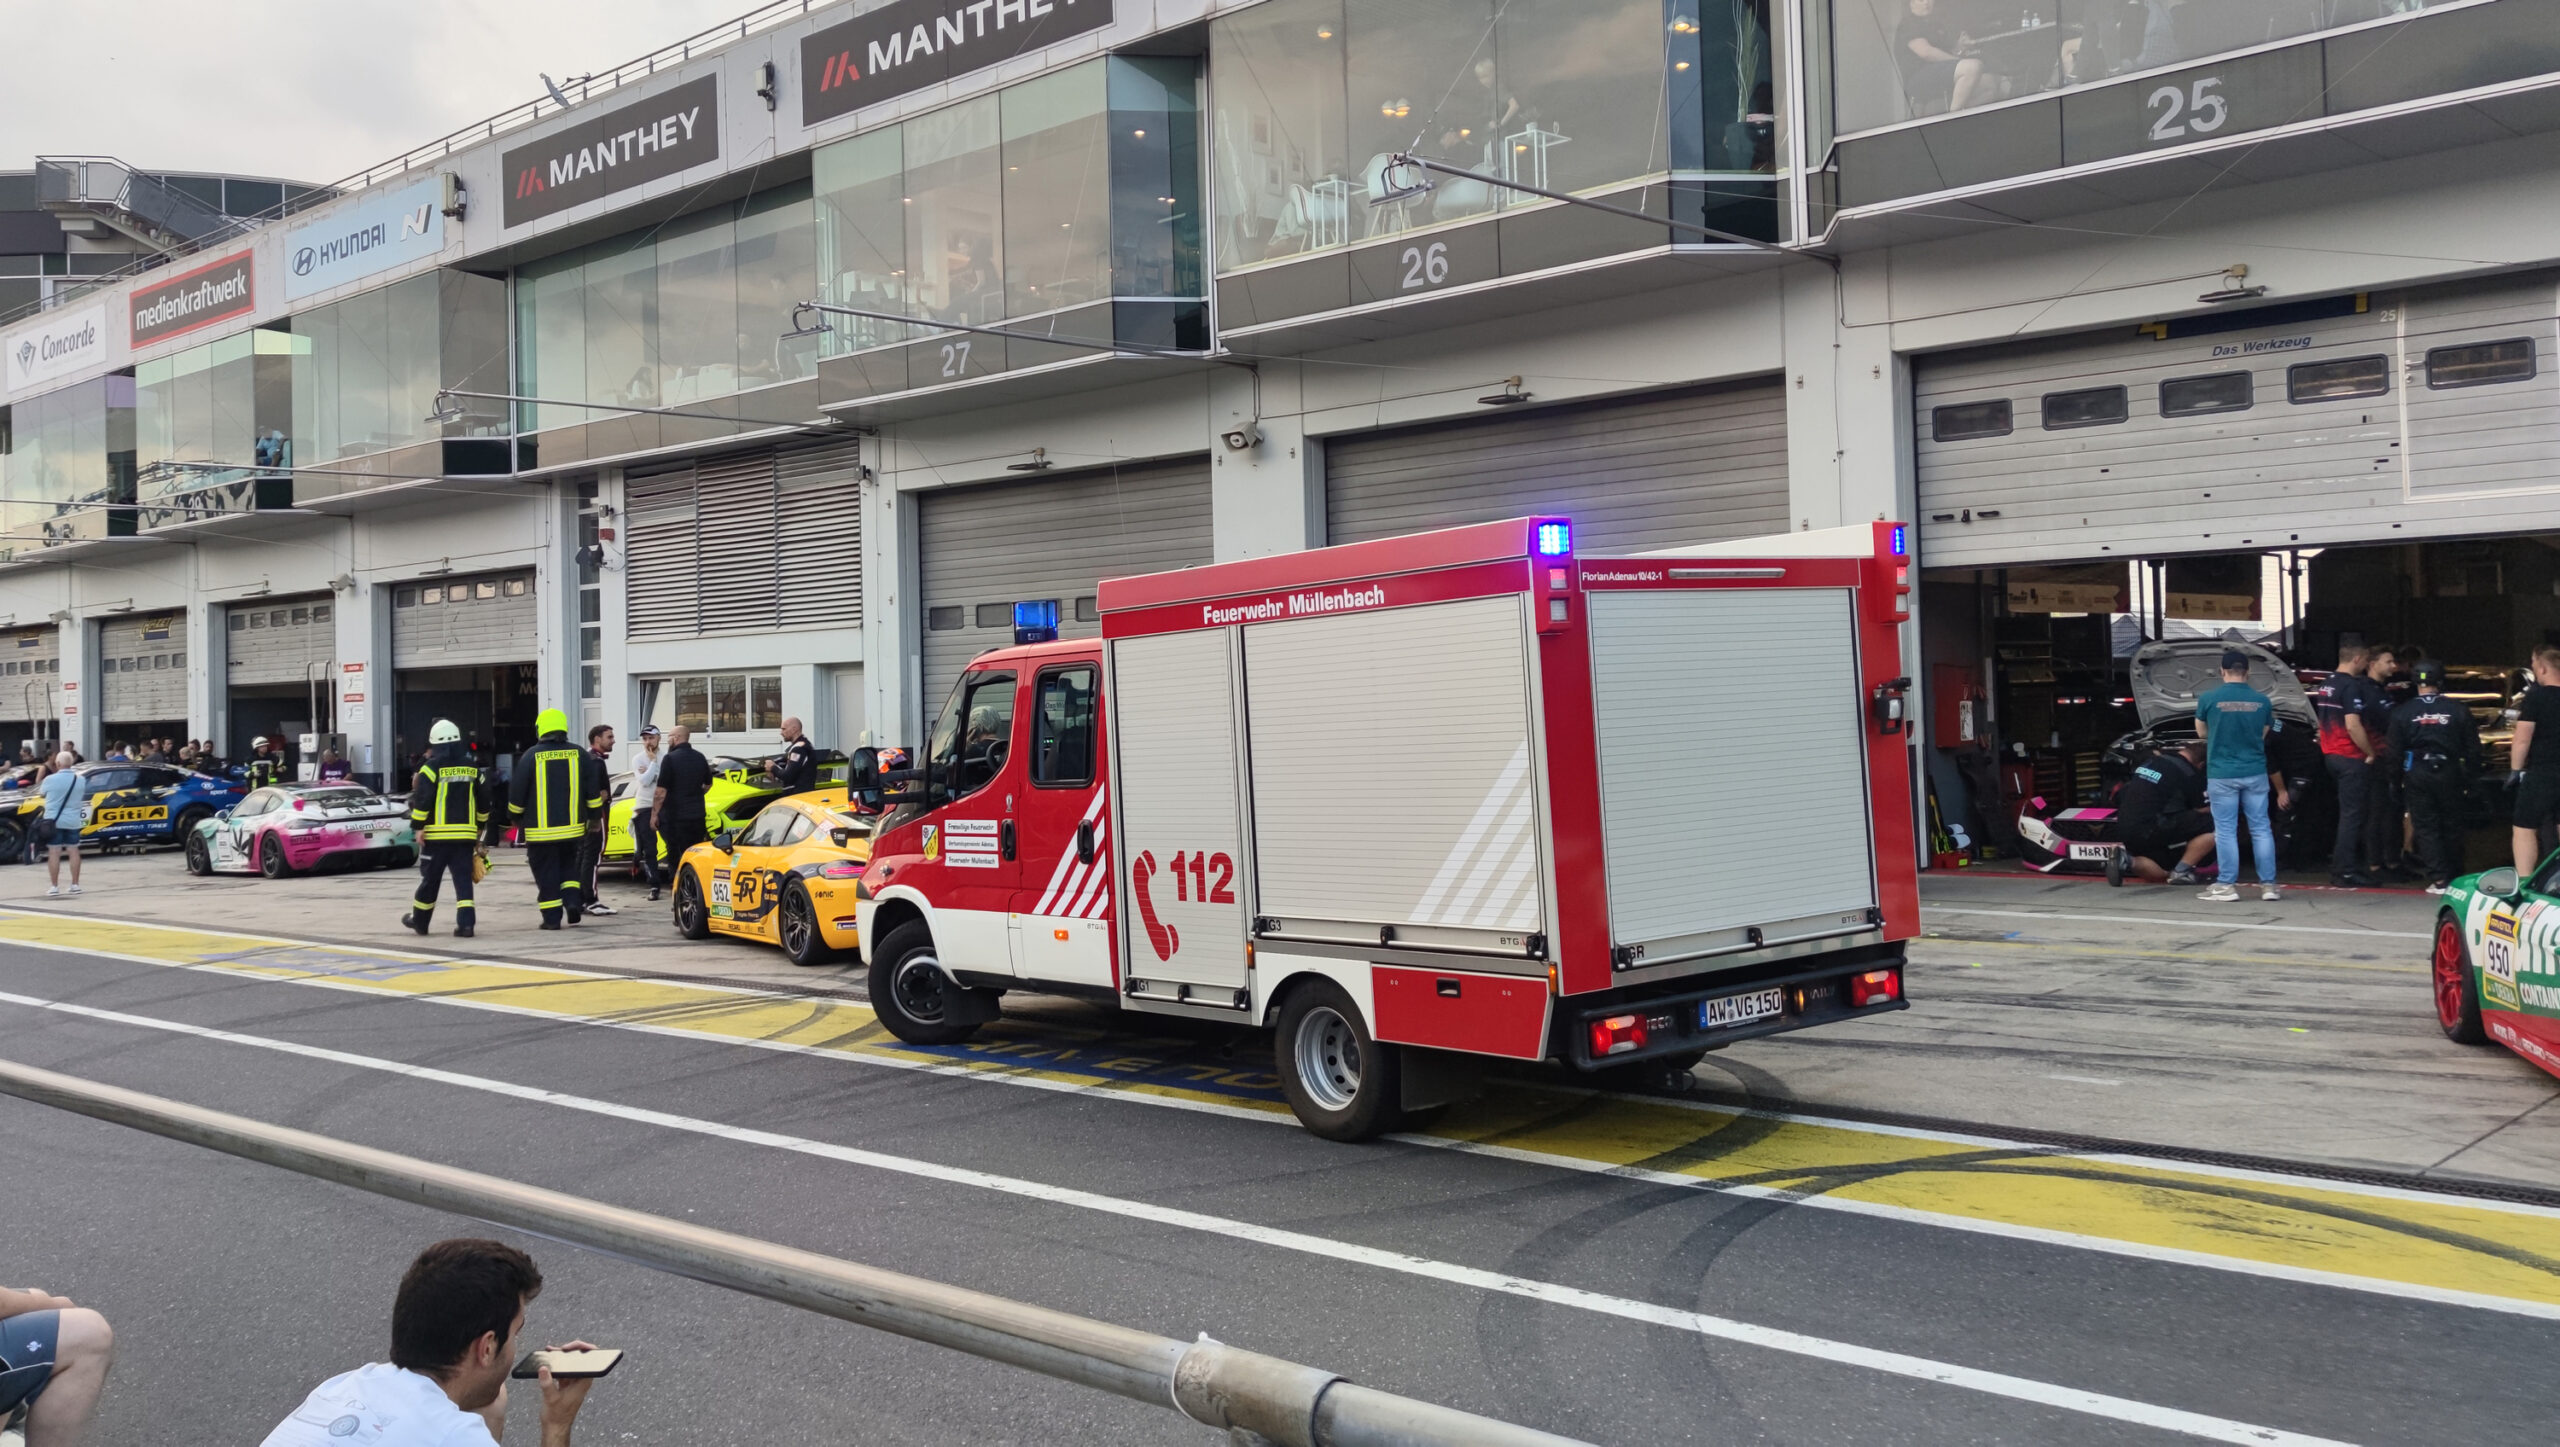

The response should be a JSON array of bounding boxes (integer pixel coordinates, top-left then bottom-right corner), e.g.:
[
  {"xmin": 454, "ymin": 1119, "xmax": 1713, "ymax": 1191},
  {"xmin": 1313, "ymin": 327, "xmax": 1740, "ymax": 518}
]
[
  {"xmin": 0, "ymin": 1285, "xmax": 115, "ymax": 1445},
  {"xmin": 2107, "ymin": 738, "xmax": 2216, "ymax": 887},
  {"xmin": 32, "ymin": 756, "xmax": 86, "ymax": 898},
  {"xmin": 2507, "ymin": 646, "xmax": 2560, "ymax": 876}
]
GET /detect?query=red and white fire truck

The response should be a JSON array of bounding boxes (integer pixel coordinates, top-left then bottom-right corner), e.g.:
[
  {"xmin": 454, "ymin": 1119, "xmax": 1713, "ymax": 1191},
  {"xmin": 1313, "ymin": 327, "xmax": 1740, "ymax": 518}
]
[{"xmin": 851, "ymin": 516, "xmax": 1919, "ymax": 1139}]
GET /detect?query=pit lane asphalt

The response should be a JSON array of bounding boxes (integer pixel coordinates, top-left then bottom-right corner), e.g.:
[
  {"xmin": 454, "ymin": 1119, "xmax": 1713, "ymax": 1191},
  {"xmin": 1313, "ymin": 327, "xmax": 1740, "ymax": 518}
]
[{"xmin": 4, "ymin": 943, "xmax": 2554, "ymax": 1446}]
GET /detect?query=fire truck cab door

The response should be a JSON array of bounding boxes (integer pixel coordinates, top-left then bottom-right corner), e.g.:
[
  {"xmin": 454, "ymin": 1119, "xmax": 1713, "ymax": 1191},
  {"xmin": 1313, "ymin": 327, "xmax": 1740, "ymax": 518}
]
[
  {"xmin": 917, "ymin": 668, "xmax": 1019, "ymax": 972},
  {"xmin": 1008, "ymin": 659, "xmax": 1115, "ymax": 988}
]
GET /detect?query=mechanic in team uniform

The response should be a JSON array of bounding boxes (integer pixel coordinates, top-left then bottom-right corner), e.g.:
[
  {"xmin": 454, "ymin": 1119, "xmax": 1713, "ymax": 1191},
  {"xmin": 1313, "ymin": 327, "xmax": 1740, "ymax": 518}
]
[
  {"xmin": 2387, "ymin": 660, "xmax": 2483, "ymax": 895},
  {"xmin": 2107, "ymin": 738, "xmax": 2216, "ymax": 887},
  {"xmin": 400, "ymin": 719, "xmax": 486, "ymax": 938},
  {"xmin": 2311, "ymin": 645, "xmax": 2386, "ymax": 887},
  {"xmin": 763, "ymin": 716, "xmax": 818, "ymax": 792},
  {"xmin": 511, "ymin": 708, "xmax": 605, "ymax": 930}
]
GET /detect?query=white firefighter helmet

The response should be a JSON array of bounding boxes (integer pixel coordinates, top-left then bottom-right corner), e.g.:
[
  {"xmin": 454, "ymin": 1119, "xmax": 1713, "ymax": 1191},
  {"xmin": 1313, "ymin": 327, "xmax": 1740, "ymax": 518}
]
[{"xmin": 428, "ymin": 719, "xmax": 463, "ymax": 745}]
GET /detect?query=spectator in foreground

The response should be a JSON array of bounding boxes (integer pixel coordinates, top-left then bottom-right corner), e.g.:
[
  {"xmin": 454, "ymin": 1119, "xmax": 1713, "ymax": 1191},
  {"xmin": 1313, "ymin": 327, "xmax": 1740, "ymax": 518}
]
[
  {"xmin": 34, "ymin": 753, "xmax": 87, "ymax": 899},
  {"xmin": 260, "ymin": 1239, "xmax": 600, "ymax": 1447},
  {"xmin": 0, "ymin": 1283, "xmax": 114, "ymax": 1447},
  {"xmin": 2197, "ymin": 649, "xmax": 2290, "ymax": 903}
]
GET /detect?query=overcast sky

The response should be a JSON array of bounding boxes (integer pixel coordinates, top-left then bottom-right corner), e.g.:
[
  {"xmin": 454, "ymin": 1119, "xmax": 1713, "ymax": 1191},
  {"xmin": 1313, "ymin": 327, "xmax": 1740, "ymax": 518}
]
[{"xmin": 3, "ymin": 0, "xmax": 753, "ymax": 183}]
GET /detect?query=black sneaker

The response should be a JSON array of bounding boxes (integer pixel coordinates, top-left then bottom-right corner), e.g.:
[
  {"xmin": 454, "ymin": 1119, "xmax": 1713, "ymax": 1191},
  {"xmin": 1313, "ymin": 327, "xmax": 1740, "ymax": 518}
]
[
  {"xmin": 647, "ymin": 887, "xmax": 662, "ymax": 903},
  {"xmin": 2167, "ymin": 865, "xmax": 2198, "ymax": 887},
  {"xmin": 2105, "ymin": 848, "xmax": 2127, "ymax": 888},
  {"xmin": 2331, "ymin": 872, "xmax": 2377, "ymax": 888}
]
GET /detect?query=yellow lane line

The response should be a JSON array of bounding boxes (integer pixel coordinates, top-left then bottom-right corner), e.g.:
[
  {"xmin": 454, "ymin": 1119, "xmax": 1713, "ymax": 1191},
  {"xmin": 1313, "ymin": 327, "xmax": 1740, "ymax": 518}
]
[{"xmin": 7, "ymin": 910, "xmax": 2556, "ymax": 1314}]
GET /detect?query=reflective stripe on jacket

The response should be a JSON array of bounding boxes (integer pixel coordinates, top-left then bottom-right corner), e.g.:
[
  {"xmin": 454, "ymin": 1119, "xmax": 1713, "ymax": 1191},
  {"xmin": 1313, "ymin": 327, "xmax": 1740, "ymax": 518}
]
[
  {"xmin": 509, "ymin": 737, "xmax": 601, "ymax": 842},
  {"xmin": 410, "ymin": 761, "xmax": 485, "ymax": 842}
]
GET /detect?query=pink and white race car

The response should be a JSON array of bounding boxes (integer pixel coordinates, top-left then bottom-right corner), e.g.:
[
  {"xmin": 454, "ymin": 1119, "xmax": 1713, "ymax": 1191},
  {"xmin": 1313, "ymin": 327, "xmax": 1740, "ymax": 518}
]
[{"xmin": 184, "ymin": 781, "xmax": 419, "ymax": 878}]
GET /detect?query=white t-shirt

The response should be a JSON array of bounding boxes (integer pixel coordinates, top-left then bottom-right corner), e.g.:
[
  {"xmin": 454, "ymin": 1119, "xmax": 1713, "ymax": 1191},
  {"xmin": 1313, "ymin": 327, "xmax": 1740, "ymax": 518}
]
[{"xmin": 260, "ymin": 1363, "xmax": 499, "ymax": 1447}]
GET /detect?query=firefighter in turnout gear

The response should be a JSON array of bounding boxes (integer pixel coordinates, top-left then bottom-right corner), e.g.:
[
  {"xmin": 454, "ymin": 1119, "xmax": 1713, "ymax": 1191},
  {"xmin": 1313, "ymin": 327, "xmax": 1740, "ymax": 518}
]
[
  {"xmin": 244, "ymin": 736, "xmax": 287, "ymax": 789},
  {"xmin": 2387, "ymin": 660, "xmax": 2485, "ymax": 894},
  {"xmin": 511, "ymin": 708, "xmax": 603, "ymax": 929},
  {"xmin": 400, "ymin": 718, "xmax": 486, "ymax": 938}
]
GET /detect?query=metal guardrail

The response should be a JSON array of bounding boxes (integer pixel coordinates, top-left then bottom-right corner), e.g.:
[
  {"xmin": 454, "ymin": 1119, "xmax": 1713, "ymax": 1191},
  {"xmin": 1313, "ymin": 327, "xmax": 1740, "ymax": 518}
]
[{"xmin": 0, "ymin": 1058, "xmax": 1590, "ymax": 1447}]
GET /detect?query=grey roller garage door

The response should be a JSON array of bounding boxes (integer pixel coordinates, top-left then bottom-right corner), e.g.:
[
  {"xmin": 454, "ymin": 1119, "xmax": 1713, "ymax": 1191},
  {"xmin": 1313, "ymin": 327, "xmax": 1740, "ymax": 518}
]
[
  {"xmin": 0, "ymin": 629, "xmax": 60, "ymax": 726},
  {"xmin": 392, "ymin": 570, "xmax": 538, "ymax": 669},
  {"xmin": 625, "ymin": 437, "xmax": 863, "ymax": 640},
  {"xmin": 224, "ymin": 594, "xmax": 335, "ymax": 686},
  {"xmin": 1325, "ymin": 379, "xmax": 1789, "ymax": 553},
  {"xmin": 100, "ymin": 613, "xmax": 188, "ymax": 722},
  {"xmin": 919, "ymin": 458, "xmax": 1212, "ymax": 714}
]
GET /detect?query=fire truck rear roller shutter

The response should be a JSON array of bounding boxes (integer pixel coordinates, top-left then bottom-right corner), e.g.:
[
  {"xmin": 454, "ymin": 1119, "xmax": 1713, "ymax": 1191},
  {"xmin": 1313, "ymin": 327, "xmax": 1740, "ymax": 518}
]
[{"xmin": 1585, "ymin": 587, "xmax": 1877, "ymax": 956}]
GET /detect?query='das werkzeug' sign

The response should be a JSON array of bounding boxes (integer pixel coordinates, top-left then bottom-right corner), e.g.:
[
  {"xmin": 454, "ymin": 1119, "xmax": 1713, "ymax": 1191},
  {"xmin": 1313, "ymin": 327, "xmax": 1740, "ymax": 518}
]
[
  {"xmin": 801, "ymin": 0, "xmax": 1112, "ymax": 127},
  {"xmin": 502, "ymin": 75, "xmax": 720, "ymax": 227},
  {"xmin": 3, "ymin": 301, "xmax": 108, "ymax": 395},
  {"xmin": 129, "ymin": 251, "xmax": 256, "ymax": 347}
]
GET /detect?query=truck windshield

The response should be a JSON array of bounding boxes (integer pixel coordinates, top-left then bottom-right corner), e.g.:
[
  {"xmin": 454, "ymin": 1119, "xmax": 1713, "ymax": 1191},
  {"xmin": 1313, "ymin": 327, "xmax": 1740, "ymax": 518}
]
[{"xmin": 924, "ymin": 670, "xmax": 1016, "ymax": 803}]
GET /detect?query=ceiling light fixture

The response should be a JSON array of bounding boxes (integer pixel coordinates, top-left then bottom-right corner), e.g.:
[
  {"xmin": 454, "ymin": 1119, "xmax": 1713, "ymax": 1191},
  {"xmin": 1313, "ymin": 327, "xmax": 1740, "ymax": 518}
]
[
  {"xmin": 1478, "ymin": 376, "xmax": 1532, "ymax": 407},
  {"xmin": 1005, "ymin": 447, "xmax": 1055, "ymax": 473}
]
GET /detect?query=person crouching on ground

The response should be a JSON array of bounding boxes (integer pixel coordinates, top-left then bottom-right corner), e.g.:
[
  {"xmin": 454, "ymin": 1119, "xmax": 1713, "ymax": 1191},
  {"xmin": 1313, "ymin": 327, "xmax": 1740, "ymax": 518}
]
[{"xmin": 2107, "ymin": 738, "xmax": 2216, "ymax": 887}]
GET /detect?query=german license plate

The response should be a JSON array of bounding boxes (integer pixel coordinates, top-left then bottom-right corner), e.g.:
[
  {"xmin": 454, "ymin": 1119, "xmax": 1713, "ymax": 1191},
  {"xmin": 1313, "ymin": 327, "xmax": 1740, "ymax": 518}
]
[{"xmin": 1702, "ymin": 987, "xmax": 1785, "ymax": 1030}]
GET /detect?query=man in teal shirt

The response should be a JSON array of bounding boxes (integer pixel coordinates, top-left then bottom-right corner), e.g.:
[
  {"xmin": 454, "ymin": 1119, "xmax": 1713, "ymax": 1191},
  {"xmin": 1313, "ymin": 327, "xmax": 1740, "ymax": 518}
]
[{"xmin": 2196, "ymin": 649, "xmax": 2293, "ymax": 901}]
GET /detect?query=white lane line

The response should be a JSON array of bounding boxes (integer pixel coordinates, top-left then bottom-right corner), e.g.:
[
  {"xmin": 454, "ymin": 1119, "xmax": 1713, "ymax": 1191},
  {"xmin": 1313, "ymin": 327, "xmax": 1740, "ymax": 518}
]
[
  {"xmin": 1927, "ymin": 907, "xmax": 2431, "ymax": 941},
  {"xmin": 9, "ymin": 925, "xmax": 2560, "ymax": 1312},
  {"xmin": 4, "ymin": 987, "xmax": 2356, "ymax": 1447}
]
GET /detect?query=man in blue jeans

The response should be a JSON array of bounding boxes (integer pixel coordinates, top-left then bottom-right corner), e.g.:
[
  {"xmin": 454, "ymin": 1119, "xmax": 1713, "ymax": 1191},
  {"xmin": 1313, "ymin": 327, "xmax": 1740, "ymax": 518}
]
[{"xmin": 2197, "ymin": 649, "xmax": 2293, "ymax": 902}]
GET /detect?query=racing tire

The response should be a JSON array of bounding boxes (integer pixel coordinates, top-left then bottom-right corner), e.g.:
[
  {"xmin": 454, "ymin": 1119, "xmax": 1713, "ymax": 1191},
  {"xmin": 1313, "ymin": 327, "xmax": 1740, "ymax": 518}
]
[
  {"xmin": 672, "ymin": 867, "xmax": 712, "ymax": 940},
  {"xmin": 173, "ymin": 806, "xmax": 211, "ymax": 845},
  {"xmin": 386, "ymin": 847, "xmax": 417, "ymax": 870},
  {"xmin": 779, "ymin": 881, "xmax": 837, "ymax": 967},
  {"xmin": 0, "ymin": 819, "xmax": 23, "ymax": 865},
  {"xmin": 867, "ymin": 922, "xmax": 992, "ymax": 1046},
  {"xmin": 2433, "ymin": 912, "xmax": 2488, "ymax": 1046},
  {"xmin": 257, "ymin": 836, "xmax": 291, "ymax": 879},
  {"xmin": 183, "ymin": 833, "xmax": 213, "ymax": 877},
  {"xmin": 1274, "ymin": 978, "xmax": 1406, "ymax": 1143}
]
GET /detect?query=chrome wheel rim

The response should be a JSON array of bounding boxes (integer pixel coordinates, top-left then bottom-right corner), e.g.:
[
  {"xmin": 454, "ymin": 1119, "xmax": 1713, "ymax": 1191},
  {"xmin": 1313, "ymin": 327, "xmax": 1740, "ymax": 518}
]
[
  {"xmin": 1294, "ymin": 1005, "xmax": 1362, "ymax": 1112},
  {"xmin": 893, "ymin": 951, "xmax": 948, "ymax": 1023}
]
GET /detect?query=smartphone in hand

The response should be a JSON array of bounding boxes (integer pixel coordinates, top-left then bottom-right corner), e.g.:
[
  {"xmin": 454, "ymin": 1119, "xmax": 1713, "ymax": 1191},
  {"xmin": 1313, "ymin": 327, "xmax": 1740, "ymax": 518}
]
[{"xmin": 510, "ymin": 1348, "xmax": 623, "ymax": 1380}]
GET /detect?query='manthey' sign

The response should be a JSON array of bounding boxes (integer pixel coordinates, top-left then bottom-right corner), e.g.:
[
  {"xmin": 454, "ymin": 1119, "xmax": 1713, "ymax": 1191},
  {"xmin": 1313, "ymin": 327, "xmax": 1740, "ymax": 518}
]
[
  {"xmin": 801, "ymin": 0, "xmax": 1112, "ymax": 127},
  {"xmin": 502, "ymin": 76, "xmax": 721, "ymax": 227}
]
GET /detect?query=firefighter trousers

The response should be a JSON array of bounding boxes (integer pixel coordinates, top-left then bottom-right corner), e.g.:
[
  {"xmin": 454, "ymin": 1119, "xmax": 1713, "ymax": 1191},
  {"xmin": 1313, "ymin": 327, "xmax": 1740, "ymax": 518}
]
[
  {"xmin": 526, "ymin": 838, "xmax": 587, "ymax": 922},
  {"xmin": 2405, "ymin": 762, "xmax": 2467, "ymax": 886},
  {"xmin": 412, "ymin": 841, "xmax": 477, "ymax": 925}
]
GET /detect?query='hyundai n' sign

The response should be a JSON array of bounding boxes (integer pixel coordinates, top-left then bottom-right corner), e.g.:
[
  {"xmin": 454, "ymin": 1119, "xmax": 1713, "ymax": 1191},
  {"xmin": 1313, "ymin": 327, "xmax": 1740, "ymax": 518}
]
[
  {"xmin": 284, "ymin": 175, "xmax": 446, "ymax": 300},
  {"xmin": 502, "ymin": 75, "xmax": 720, "ymax": 228},
  {"xmin": 130, "ymin": 252, "xmax": 256, "ymax": 348},
  {"xmin": 800, "ymin": 0, "xmax": 1112, "ymax": 127}
]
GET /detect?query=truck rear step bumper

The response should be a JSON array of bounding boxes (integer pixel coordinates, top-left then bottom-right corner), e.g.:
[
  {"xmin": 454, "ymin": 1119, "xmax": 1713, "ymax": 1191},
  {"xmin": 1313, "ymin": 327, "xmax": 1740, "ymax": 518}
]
[{"xmin": 1562, "ymin": 943, "xmax": 1910, "ymax": 1069}]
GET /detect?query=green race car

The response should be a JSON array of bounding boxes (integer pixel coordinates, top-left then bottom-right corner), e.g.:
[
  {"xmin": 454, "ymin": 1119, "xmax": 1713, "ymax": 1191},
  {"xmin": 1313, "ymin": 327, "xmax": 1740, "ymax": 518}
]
[
  {"xmin": 602, "ymin": 751, "xmax": 847, "ymax": 873},
  {"xmin": 2431, "ymin": 860, "xmax": 2560, "ymax": 1082}
]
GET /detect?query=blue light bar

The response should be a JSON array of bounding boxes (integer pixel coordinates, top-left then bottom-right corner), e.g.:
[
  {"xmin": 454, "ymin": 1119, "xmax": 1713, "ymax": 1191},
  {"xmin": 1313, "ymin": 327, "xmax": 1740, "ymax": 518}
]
[
  {"xmin": 1012, "ymin": 598, "xmax": 1060, "ymax": 644},
  {"xmin": 1535, "ymin": 521, "xmax": 1572, "ymax": 557},
  {"xmin": 1890, "ymin": 524, "xmax": 1908, "ymax": 557}
]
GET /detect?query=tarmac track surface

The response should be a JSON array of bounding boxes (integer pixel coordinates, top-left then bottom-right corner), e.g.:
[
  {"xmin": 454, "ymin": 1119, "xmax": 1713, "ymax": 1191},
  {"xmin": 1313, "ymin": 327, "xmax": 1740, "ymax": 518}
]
[{"xmin": 3, "ymin": 910, "xmax": 2558, "ymax": 1444}]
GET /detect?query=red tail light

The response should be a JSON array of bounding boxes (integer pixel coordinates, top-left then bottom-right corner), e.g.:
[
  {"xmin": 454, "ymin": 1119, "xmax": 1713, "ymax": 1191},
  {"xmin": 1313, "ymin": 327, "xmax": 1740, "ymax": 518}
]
[
  {"xmin": 1589, "ymin": 1013, "xmax": 1646, "ymax": 1057},
  {"xmin": 1849, "ymin": 968, "xmax": 1901, "ymax": 1006}
]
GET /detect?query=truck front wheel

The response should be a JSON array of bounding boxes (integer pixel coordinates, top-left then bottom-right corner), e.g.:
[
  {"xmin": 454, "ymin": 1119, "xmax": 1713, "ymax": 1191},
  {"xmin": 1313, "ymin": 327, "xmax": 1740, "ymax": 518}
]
[
  {"xmin": 1275, "ymin": 979, "xmax": 1405, "ymax": 1142},
  {"xmin": 868, "ymin": 921, "xmax": 994, "ymax": 1046}
]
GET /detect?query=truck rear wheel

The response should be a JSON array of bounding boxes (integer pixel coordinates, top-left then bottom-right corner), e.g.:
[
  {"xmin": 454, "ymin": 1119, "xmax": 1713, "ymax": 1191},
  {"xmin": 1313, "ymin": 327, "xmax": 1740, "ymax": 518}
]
[
  {"xmin": 868, "ymin": 921, "xmax": 994, "ymax": 1045},
  {"xmin": 1275, "ymin": 978, "xmax": 1404, "ymax": 1142}
]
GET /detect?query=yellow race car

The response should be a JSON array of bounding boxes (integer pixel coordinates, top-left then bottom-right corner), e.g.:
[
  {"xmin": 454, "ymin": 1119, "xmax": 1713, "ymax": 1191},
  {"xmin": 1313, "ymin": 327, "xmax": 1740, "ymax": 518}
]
[{"xmin": 669, "ymin": 786, "xmax": 871, "ymax": 966}]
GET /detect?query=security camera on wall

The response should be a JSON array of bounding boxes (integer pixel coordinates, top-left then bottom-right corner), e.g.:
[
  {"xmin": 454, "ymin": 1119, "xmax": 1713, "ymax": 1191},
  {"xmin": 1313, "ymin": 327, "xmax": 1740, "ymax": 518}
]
[{"xmin": 1221, "ymin": 427, "xmax": 1262, "ymax": 452}]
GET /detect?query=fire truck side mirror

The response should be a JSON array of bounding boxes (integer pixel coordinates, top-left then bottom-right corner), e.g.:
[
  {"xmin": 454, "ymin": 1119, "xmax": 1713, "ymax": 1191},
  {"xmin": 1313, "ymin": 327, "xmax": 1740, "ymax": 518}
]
[{"xmin": 1870, "ymin": 677, "xmax": 1911, "ymax": 735}]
